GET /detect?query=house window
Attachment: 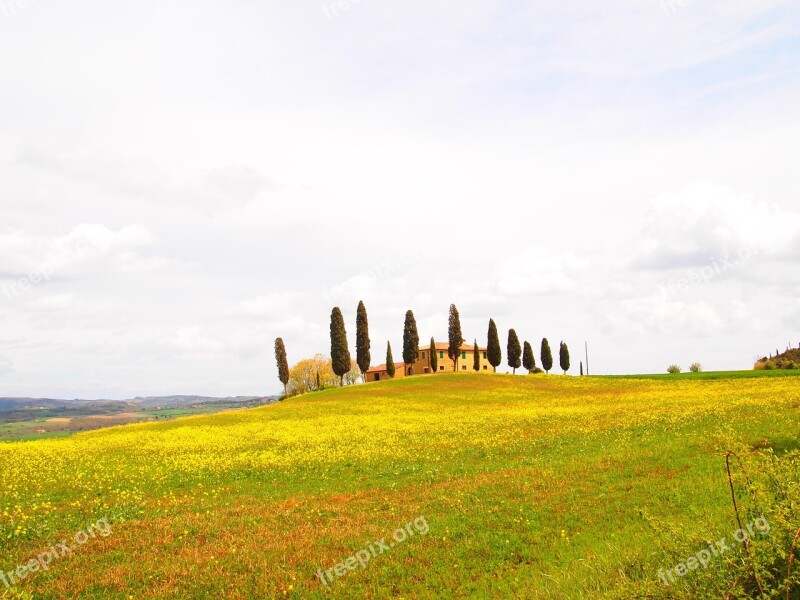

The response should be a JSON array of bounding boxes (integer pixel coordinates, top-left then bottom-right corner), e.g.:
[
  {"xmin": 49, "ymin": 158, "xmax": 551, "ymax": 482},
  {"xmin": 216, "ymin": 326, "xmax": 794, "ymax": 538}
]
[
  {"xmin": 375, "ymin": 373, "xmax": 380, "ymax": 381},
  {"xmin": 483, "ymin": 352, "xmax": 487, "ymax": 359},
  {"xmin": 424, "ymin": 367, "xmax": 429, "ymax": 373},
  {"xmin": 461, "ymin": 351, "xmax": 466, "ymax": 359},
  {"xmin": 421, "ymin": 351, "xmax": 426, "ymax": 359},
  {"xmin": 462, "ymin": 365, "xmax": 467, "ymax": 370},
  {"xmin": 439, "ymin": 366, "xmax": 444, "ymax": 371},
  {"xmin": 483, "ymin": 366, "xmax": 487, "ymax": 370},
  {"xmin": 439, "ymin": 351, "xmax": 444, "ymax": 359}
]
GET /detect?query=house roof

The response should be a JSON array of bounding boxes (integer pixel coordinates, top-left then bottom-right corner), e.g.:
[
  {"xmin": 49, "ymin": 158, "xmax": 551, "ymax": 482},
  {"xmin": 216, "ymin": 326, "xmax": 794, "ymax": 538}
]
[
  {"xmin": 427, "ymin": 342, "xmax": 487, "ymax": 352},
  {"xmin": 366, "ymin": 362, "xmax": 406, "ymax": 373}
]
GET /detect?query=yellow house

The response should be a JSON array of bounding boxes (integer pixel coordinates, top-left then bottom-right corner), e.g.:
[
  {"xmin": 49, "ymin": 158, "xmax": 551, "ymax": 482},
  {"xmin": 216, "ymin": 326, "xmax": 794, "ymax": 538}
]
[
  {"xmin": 421, "ymin": 342, "xmax": 492, "ymax": 373},
  {"xmin": 366, "ymin": 342, "xmax": 492, "ymax": 382}
]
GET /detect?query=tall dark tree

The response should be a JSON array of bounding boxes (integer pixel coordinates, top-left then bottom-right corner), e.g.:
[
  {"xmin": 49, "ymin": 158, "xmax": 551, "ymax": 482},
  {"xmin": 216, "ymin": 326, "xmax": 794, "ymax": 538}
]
[
  {"xmin": 580, "ymin": 361, "xmax": 584, "ymax": 376},
  {"xmin": 356, "ymin": 300, "xmax": 371, "ymax": 382},
  {"xmin": 386, "ymin": 342, "xmax": 396, "ymax": 378},
  {"xmin": 522, "ymin": 341, "xmax": 535, "ymax": 373},
  {"xmin": 473, "ymin": 338, "xmax": 481, "ymax": 371},
  {"xmin": 402, "ymin": 310, "xmax": 420, "ymax": 375},
  {"xmin": 507, "ymin": 329, "xmax": 522, "ymax": 374},
  {"xmin": 541, "ymin": 338, "xmax": 553, "ymax": 374},
  {"xmin": 274, "ymin": 337, "xmax": 290, "ymax": 396},
  {"xmin": 560, "ymin": 341, "xmax": 570, "ymax": 374},
  {"xmin": 487, "ymin": 318, "xmax": 502, "ymax": 372},
  {"xmin": 330, "ymin": 307, "xmax": 351, "ymax": 386},
  {"xmin": 429, "ymin": 337, "xmax": 438, "ymax": 373},
  {"xmin": 448, "ymin": 304, "xmax": 464, "ymax": 371}
]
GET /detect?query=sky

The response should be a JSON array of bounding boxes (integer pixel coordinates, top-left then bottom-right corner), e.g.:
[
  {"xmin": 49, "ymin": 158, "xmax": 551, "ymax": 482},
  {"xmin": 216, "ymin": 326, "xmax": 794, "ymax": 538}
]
[{"xmin": 1, "ymin": 0, "xmax": 799, "ymax": 398}]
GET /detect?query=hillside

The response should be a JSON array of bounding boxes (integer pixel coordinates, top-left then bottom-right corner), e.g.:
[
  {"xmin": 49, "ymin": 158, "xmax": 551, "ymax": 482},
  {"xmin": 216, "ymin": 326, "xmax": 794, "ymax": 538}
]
[
  {"xmin": 1, "ymin": 373, "xmax": 799, "ymax": 598},
  {"xmin": 755, "ymin": 347, "xmax": 800, "ymax": 370}
]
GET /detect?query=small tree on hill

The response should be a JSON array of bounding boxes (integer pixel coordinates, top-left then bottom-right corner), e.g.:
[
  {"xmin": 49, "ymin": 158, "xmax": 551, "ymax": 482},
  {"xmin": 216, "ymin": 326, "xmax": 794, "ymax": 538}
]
[
  {"xmin": 403, "ymin": 310, "xmax": 420, "ymax": 375},
  {"xmin": 522, "ymin": 341, "xmax": 535, "ymax": 373},
  {"xmin": 386, "ymin": 342, "xmax": 396, "ymax": 378},
  {"xmin": 429, "ymin": 337, "xmax": 438, "ymax": 373},
  {"xmin": 448, "ymin": 304, "xmax": 464, "ymax": 371},
  {"xmin": 507, "ymin": 329, "xmax": 521, "ymax": 374},
  {"xmin": 473, "ymin": 338, "xmax": 481, "ymax": 371},
  {"xmin": 274, "ymin": 337, "xmax": 289, "ymax": 396},
  {"xmin": 487, "ymin": 318, "xmax": 502, "ymax": 372},
  {"xmin": 356, "ymin": 300, "xmax": 371, "ymax": 382},
  {"xmin": 580, "ymin": 361, "xmax": 584, "ymax": 376},
  {"xmin": 330, "ymin": 307, "xmax": 351, "ymax": 386},
  {"xmin": 541, "ymin": 338, "xmax": 553, "ymax": 374},
  {"xmin": 559, "ymin": 341, "xmax": 570, "ymax": 374}
]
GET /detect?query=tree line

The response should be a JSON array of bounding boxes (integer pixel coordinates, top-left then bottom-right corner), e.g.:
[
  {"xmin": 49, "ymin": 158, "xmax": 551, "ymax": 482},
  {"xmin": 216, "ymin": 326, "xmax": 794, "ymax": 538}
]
[{"xmin": 274, "ymin": 302, "xmax": 577, "ymax": 396}]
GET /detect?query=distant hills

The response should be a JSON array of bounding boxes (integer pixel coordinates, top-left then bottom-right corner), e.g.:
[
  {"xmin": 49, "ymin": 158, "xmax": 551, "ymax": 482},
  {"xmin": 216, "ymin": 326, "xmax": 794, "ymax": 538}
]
[{"xmin": 0, "ymin": 395, "xmax": 271, "ymax": 410}]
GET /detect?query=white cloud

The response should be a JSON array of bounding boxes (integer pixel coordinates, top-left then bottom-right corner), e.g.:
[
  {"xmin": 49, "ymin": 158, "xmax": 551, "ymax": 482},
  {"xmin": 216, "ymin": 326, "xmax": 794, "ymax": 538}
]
[
  {"xmin": 16, "ymin": 137, "xmax": 275, "ymax": 212},
  {"xmin": 0, "ymin": 358, "xmax": 13, "ymax": 376},
  {"xmin": 634, "ymin": 181, "xmax": 800, "ymax": 270},
  {"xmin": 494, "ymin": 249, "xmax": 586, "ymax": 296},
  {"xmin": 606, "ymin": 294, "xmax": 727, "ymax": 337}
]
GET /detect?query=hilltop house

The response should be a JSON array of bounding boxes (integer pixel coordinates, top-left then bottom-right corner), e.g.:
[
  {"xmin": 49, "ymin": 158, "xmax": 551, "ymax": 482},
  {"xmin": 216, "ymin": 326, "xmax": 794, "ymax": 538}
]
[{"xmin": 366, "ymin": 342, "xmax": 492, "ymax": 382}]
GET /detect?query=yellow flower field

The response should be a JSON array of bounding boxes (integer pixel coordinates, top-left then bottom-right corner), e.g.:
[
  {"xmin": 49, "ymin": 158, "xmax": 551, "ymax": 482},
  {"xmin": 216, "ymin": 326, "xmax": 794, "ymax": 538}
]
[{"xmin": 1, "ymin": 372, "xmax": 799, "ymax": 598}]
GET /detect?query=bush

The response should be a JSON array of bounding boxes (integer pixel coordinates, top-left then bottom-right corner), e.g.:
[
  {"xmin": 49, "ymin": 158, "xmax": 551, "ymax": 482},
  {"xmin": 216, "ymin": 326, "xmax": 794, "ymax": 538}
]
[
  {"xmin": 667, "ymin": 364, "xmax": 681, "ymax": 374},
  {"xmin": 689, "ymin": 362, "xmax": 702, "ymax": 373},
  {"xmin": 530, "ymin": 367, "xmax": 544, "ymax": 375},
  {"xmin": 633, "ymin": 444, "xmax": 800, "ymax": 598},
  {"xmin": 763, "ymin": 361, "xmax": 777, "ymax": 370},
  {"xmin": 782, "ymin": 360, "xmax": 797, "ymax": 370}
]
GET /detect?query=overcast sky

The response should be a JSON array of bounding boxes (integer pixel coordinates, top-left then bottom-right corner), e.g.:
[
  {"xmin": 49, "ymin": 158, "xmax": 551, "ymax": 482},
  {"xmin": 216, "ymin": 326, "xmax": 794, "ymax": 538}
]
[{"xmin": 1, "ymin": 0, "xmax": 799, "ymax": 398}]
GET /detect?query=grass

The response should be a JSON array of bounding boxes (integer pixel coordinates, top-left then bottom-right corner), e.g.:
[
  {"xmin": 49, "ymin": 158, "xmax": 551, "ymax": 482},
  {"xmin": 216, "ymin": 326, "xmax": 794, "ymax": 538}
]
[
  {"xmin": 599, "ymin": 369, "xmax": 800, "ymax": 380},
  {"xmin": 1, "ymin": 372, "xmax": 799, "ymax": 598}
]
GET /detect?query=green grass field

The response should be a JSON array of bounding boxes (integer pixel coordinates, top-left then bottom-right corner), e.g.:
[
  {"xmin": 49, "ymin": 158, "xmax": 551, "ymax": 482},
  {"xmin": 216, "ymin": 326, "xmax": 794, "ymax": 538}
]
[
  {"xmin": 600, "ymin": 368, "xmax": 800, "ymax": 380},
  {"xmin": 1, "ymin": 372, "xmax": 799, "ymax": 598}
]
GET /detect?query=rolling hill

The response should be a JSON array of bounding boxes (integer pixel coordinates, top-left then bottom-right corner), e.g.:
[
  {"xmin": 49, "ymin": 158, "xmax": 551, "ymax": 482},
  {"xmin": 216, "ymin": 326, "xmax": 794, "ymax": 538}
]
[{"xmin": 1, "ymin": 373, "xmax": 799, "ymax": 598}]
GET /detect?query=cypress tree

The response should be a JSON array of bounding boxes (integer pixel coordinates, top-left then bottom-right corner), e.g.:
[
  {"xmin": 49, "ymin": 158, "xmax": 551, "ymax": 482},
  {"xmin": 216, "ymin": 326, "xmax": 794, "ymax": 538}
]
[
  {"xmin": 522, "ymin": 341, "xmax": 535, "ymax": 373},
  {"xmin": 448, "ymin": 304, "xmax": 464, "ymax": 371},
  {"xmin": 429, "ymin": 337, "xmax": 438, "ymax": 373},
  {"xmin": 386, "ymin": 342, "xmax": 396, "ymax": 378},
  {"xmin": 580, "ymin": 361, "xmax": 584, "ymax": 376},
  {"xmin": 487, "ymin": 318, "xmax": 502, "ymax": 372},
  {"xmin": 274, "ymin": 337, "xmax": 289, "ymax": 396},
  {"xmin": 402, "ymin": 310, "xmax": 419, "ymax": 375},
  {"xmin": 356, "ymin": 300, "xmax": 371, "ymax": 382},
  {"xmin": 473, "ymin": 338, "xmax": 480, "ymax": 371},
  {"xmin": 507, "ymin": 329, "xmax": 521, "ymax": 374},
  {"xmin": 541, "ymin": 338, "xmax": 553, "ymax": 374},
  {"xmin": 330, "ymin": 307, "xmax": 351, "ymax": 386},
  {"xmin": 560, "ymin": 341, "xmax": 570, "ymax": 374}
]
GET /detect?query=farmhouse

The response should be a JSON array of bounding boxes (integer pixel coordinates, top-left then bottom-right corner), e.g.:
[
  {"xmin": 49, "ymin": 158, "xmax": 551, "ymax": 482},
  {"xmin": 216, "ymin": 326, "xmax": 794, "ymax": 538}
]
[{"xmin": 366, "ymin": 342, "xmax": 492, "ymax": 382}]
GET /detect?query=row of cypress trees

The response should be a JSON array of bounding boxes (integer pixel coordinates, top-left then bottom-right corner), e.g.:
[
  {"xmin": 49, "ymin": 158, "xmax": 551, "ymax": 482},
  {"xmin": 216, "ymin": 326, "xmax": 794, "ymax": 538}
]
[
  {"xmin": 488, "ymin": 320, "xmax": 571, "ymax": 375},
  {"xmin": 275, "ymin": 302, "xmax": 578, "ymax": 393}
]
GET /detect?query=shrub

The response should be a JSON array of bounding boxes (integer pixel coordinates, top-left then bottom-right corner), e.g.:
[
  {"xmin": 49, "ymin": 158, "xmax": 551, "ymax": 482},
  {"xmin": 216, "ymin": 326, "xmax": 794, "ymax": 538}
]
[
  {"xmin": 530, "ymin": 368, "xmax": 544, "ymax": 375},
  {"xmin": 782, "ymin": 360, "xmax": 797, "ymax": 370},
  {"xmin": 634, "ymin": 444, "xmax": 800, "ymax": 598},
  {"xmin": 689, "ymin": 362, "xmax": 702, "ymax": 373},
  {"xmin": 667, "ymin": 364, "xmax": 681, "ymax": 374},
  {"xmin": 763, "ymin": 361, "xmax": 777, "ymax": 370}
]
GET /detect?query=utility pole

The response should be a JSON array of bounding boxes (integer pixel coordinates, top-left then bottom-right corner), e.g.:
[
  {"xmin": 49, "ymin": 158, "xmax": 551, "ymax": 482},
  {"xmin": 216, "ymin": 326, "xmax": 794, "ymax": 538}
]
[{"xmin": 585, "ymin": 341, "xmax": 589, "ymax": 376}]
